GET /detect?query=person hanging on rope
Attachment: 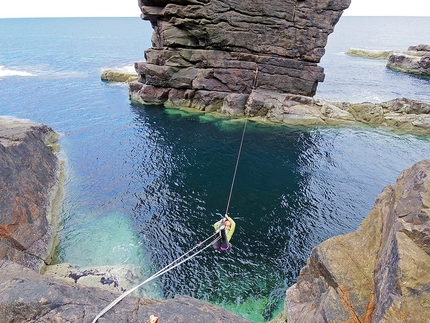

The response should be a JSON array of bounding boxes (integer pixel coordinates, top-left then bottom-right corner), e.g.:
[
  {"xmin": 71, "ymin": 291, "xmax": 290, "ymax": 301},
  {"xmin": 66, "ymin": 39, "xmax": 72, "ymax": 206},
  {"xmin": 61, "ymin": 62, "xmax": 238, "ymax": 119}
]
[{"xmin": 213, "ymin": 215, "xmax": 236, "ymax": 252}]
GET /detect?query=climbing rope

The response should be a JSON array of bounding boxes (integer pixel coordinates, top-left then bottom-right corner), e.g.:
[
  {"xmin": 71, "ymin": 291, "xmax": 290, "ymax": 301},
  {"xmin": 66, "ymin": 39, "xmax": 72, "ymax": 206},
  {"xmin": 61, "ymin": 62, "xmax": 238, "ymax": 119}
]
[
  {"xmin": 92, "ymin": 232, "xmax": 221, "ymax": 323},
  {"xmin": 224, "ymin": 66, "xmax": 257, "ymax": 217},
  {"xmin": 224, "ymin": 116, "xmax": 248, "ymax": 217}
]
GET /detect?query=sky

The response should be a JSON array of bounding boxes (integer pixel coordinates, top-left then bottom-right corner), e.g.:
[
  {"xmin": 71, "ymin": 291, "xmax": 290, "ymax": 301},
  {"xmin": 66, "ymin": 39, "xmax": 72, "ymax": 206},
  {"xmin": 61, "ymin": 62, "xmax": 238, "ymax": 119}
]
[{"xmin": 0, "ymin": 0, "xmax": 429, "ymax": 18}]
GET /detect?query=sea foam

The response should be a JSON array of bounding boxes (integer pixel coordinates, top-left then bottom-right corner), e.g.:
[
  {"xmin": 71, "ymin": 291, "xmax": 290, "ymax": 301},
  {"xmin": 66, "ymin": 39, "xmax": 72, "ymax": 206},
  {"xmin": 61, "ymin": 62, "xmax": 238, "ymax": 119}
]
[{"xmin": 0, "ymin": 66, "xmax": 34, "ymax": 78}]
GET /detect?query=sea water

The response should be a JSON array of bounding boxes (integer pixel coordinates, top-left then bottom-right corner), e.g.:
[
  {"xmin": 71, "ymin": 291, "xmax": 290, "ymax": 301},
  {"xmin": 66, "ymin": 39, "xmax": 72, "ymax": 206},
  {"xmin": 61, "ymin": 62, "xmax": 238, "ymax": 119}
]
[{"xmin": 1, "ymin": 16, "xmax": 430, "ymax": 322}]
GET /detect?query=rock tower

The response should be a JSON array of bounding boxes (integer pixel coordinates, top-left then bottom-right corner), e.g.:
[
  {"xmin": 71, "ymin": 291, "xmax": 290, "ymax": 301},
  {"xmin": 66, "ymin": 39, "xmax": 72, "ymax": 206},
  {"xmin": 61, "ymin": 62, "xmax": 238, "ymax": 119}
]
[{"xmin": 131, "ymin": 0, "xmax": 351, "ymax": 113}]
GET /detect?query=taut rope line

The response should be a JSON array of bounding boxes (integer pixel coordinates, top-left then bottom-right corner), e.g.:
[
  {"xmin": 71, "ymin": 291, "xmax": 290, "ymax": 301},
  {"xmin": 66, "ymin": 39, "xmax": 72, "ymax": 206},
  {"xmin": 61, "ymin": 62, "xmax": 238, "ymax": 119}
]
[
  {"xmin": 224, "ymin": 66, "xmax": 257, "ymax": 217},
  {"xmin": 224, "ymin": 116, "xmax": 248, "ymax": 217},
  {"xmin": 92, "ymin": 233, "xmax": 220, "ymax": 323}
]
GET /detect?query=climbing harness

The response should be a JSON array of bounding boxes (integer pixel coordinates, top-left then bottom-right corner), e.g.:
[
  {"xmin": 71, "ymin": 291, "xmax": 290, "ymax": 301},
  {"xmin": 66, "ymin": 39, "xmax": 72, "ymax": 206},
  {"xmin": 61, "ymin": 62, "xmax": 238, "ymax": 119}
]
[
  {"xmin": 92, "ymin": 232, "xmax": 221, "ymax": 322},
  {"xmin": 92, "ymin": 67, "xmax": 258, "ymax": 322}
]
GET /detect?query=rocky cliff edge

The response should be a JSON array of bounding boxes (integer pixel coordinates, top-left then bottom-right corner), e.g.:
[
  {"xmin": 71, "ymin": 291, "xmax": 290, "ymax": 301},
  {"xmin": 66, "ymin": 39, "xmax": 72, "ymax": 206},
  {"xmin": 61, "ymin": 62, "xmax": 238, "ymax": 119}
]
[
  {"xmin": 0, "ymin": 117, "xmax": 61, "ymax": 272},
  {"xmin": 273, "ymin": 159, "xmax": 430, "ymax": 323}
]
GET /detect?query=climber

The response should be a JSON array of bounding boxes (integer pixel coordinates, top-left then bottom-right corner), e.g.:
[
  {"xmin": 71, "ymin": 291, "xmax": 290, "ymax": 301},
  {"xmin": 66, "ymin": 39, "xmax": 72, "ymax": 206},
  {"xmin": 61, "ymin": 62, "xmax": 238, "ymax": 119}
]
[{"xmin": 213, "ymin": 215, "xmax": 236, "ymax": 251}]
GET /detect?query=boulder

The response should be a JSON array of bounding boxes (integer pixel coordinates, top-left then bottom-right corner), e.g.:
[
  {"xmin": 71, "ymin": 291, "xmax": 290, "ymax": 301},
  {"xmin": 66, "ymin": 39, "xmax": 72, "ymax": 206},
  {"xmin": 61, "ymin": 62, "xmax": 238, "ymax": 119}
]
[
  {"xmin": 131, "ymin": 0, "xmax": 351, "ymax": 106},
  {"xmin": 387, "ymin": 44, "xmax": 430, "ymax": 77},
  {"xmin": 273, "ymin": 159, "xmax": 430, "ymax": 323},
  {"xmin": 0, "ymin": 117, "xmax": 62, "ymax": 273}
]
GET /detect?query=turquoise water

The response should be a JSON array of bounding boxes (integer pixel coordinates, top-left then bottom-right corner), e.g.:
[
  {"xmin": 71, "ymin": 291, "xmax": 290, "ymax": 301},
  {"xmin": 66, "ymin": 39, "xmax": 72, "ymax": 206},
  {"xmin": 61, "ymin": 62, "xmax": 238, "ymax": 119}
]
[{"xmin": 1, "ymin": 17, "xmax": 430, "ymax": 322}]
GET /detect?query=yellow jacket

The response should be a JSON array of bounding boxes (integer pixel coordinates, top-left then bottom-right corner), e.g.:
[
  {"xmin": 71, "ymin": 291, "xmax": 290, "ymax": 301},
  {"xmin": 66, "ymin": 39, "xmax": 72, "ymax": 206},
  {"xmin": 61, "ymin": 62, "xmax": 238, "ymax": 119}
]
[{"xmin": 213, "ymin": 216, "xmax": 236, "ymax": 241}]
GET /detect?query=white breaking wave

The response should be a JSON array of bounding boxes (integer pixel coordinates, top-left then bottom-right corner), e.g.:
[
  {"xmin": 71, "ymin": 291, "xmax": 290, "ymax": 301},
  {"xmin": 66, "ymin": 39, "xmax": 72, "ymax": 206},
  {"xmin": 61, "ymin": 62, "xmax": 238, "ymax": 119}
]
[
  {"xmin": 101, "ymin": 64, "xmax": 136, "ymax": 74},
  {"xmin": 117, "ymin": 65, "xmax": 136, "ymax": 73},
  {"xmin": 0, "ymin": 66, "xmax": 35, "ymax": 78}
]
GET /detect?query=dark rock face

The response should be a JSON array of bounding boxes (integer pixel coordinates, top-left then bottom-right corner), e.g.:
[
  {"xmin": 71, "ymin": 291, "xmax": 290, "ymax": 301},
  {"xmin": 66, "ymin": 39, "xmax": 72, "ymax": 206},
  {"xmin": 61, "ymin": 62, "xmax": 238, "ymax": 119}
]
[
  {"xmin": 0, "ymin": 260, "xmax": 251, "ymax": 323},
  {"xmin": 275, "ymin": 160, "xmax": 430, "ymax": 323},
  {"xmin": 0, "ymin": 118, "xmax": 61, "ymax": 273},
  {"xmin": 131, "ymin": 0, "xmax": 351, "ymax": 110}
]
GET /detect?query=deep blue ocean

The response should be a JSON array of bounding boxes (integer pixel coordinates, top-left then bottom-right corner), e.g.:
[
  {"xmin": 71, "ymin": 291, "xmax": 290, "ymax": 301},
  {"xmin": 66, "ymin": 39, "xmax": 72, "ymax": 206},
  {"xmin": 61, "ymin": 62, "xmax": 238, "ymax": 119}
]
[{"xmin": 1, "ymin": 16, "xmax": 430, "ymax": 322}]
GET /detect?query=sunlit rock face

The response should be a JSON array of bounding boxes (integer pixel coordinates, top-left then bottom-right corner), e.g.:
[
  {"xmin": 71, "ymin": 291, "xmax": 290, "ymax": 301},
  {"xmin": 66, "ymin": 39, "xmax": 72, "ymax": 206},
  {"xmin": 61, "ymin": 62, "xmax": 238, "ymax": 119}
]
[
  {"xmin": 279, "ymin": 160, "xmax": 430, "ymax": 323},
  {"xmin": 0, "ymin": 117, "xmax": 60, "ymax": 273},
  {"xmin": 131, "ymin": 0, "xmax": 351, "ymax": 111}
]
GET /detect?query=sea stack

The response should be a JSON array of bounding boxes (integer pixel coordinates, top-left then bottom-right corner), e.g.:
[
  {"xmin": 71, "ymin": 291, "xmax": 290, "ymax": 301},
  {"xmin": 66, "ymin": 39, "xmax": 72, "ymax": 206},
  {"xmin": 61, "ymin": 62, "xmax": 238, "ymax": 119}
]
[{"xmin": 130, "ymin": 0, "xmax": 351, "ymax": 114}]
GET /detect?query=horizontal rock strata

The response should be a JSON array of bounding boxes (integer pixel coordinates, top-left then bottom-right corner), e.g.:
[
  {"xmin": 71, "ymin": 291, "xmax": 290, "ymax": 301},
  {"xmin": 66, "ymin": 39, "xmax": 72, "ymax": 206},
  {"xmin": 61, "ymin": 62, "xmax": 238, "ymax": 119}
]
[
  {"xmin": 132, "ymin": 0, "xmax": 351, "ymax": 108},
  {"xmin": 0, "ymin": 117, "xmax": 61, "ymax": 272},
  {"xmin": 274, "ymin": 159, "xmax": 430, "ymax": 323},
  {"xmin": 132, "ymin": 86, "xmax": 430, "ymax": 134}
]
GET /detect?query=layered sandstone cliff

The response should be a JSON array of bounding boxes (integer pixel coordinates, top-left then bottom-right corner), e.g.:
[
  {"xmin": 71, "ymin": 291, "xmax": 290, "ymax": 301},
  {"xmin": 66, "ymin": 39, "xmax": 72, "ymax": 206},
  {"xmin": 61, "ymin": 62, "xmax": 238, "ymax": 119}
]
[
  {"xmin": 273, "ymin": 160, "xmax": 430, "ymax": 323},
  {"xmin": 130, "ymin": 0, "xmax": 351, "ymax": 112}
]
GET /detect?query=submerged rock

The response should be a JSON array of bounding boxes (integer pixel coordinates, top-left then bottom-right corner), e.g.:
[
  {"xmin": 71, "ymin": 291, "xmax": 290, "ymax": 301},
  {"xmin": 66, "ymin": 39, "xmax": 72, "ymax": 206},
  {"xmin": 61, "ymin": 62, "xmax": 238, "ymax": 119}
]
[
  {"xmin": 273, "ymin": 159, "xmax": 430, "ymax": 323},
  {"xmin": 346, "ymin": 48, "xmax": 393, "ymax": 59},
  {"xmin": 43, "ymin": 263, "xmax": 140, "ymax": 294},
  {"xmin": 0, "ymin": 117, "xmax": 62, "ymax": 273},
  {"xmin": 0, "ymin": 118, "xmax": 251, "ymax": 322},
  {"xmin": 131, "ymin": 0, "xmax": 351, "ymax": 107},
  {"xmin": 101, "ymin": 69, "xmax": 138, "ymax": 83}
]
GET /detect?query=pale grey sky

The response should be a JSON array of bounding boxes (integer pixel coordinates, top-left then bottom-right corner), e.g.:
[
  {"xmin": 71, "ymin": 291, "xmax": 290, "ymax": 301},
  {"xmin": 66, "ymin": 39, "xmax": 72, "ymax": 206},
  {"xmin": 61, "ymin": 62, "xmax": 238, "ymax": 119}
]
[
  {"xmin": 0, "ymin": 0, "xmax": 429, "ymax": 18},
  {"xmin": 344, "ymin": 0, "xmax": 430, "ymax": 16}
]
